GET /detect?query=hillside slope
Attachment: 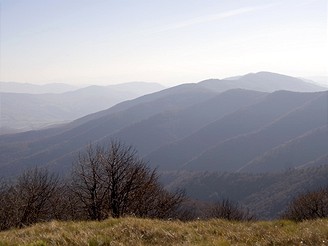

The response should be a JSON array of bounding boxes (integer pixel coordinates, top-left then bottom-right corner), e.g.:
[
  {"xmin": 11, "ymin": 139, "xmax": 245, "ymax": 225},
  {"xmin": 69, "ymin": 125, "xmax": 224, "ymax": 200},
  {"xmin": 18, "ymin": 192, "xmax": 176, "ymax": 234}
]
[
  {"xmin": 0, "ymin": 84, "xmax": 217, "ymax": 177},
  {"xmin": 0, "ymin": 82, "xmax": 164, "ymax": 132},
  {"xmin": 146, "ymin": 91, "xmax": 324, "ymax": 171},
  {"xmin": 240, "ymin": 126, "xmax": 328, "ymax": 172},
  {"xmin": 0, "ymin": 73, "xmax": 327, "ymax": 178},
  {"xmin": 184, "ymin": 92, "xmax": 327, "ymax": 172},
  {"xmin": 164, "ymin": 164, "xmax": 328, "ymax": 219}
]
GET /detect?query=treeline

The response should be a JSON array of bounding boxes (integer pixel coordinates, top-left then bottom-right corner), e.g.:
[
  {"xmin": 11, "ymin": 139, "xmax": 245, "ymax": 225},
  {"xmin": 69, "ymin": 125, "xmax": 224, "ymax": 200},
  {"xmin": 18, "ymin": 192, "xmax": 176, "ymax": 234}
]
[
  {"xmin": 0, "ymin": 141, "xmax": 327, "ymax": 231},
  {"xmin": 0, "ymin": 141, "xmax": 186, "ymax": 230},
  {"xmin": 162, "ymin": 166, "xmax": 328, "ymax": 219}
]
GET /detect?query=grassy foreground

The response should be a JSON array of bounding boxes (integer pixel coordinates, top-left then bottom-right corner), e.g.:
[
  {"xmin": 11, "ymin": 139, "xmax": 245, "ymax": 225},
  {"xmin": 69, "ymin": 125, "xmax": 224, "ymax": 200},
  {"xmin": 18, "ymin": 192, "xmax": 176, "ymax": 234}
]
[{"xmin": 0, "ymin": 217, "xmax": 327, "ymax": 246}]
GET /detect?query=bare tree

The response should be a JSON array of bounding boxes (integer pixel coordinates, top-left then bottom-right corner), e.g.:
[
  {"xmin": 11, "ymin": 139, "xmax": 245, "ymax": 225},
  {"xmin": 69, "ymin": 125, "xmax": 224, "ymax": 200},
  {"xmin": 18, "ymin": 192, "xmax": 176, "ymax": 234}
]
[
  {"xmin": 0, "ymin": 179, "xmax": 15, "ymax": 230},
  {"xmin": 14, "ymin": 168, "xmax": 60, "ymax": 227},
  {"xmin": 71, "ymin": 141, "xmax": 185, "ymax": 219},
  {"xmin": 129, "ymin": 177, "xmax": 185, "ymax": 219},
  {"xmin": 71, "ymin": 144, "xmax": 107, "ymax": 220},
  {"xmin": 208, "ymin": 199, "xmax": 255, "ymax": 221},
  {"xmin": 47, "ymin": 181, "xmax": 84, "ymax": 221},
  {"xmin": 0, "ymin": 168, "xmax": 60, "ymax": 229},
  {"xmin": 101, "ymin": 141, "xmax": 146, "ymax": 218},
  {"xmin": 282, "ymin": 187, "xmax": 328, "ymax": 221},
  {"xmin": 0, "ymin": 141, "xmax": 186, "ymax": 231}
]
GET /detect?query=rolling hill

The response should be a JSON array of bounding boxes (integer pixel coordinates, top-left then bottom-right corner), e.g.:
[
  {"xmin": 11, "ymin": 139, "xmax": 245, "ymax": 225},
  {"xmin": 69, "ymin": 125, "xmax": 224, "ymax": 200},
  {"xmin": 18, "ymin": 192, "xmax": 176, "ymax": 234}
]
[
  {"xmin": 0, "ymin": 72, "xmax": 327, "ymax": 179},
  {"xmin": 0, "ymin": 83, "xmax": 217, "ymax": 176},
  {"xmin": 0, "ymin": 82, "xmax": 165, "ymax": 132},
  {"xmin": 239, "ymin": 126, "xmax": 328, "ymax": 172},
  {"xmin": 182, "ymin": 92, "xmax": 327, "ymax": 172},
  {"xmin": 0, "ymin": 81, "xmax": 80, "ymax": 94},
  {"xmin": 200, "ymin": 71, "xmax": 326, "ymax": 93},
  {"xmin": 146, "ymin": 90, "xmax": 326, "ymax": 171}
]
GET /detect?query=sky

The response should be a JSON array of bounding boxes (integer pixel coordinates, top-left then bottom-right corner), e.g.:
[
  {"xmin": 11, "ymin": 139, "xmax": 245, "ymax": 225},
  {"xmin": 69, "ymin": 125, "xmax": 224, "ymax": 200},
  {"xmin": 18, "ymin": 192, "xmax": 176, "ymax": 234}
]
[{"xmin": 1, "ymin": 0, "xmax": 327, "ymax": 86}]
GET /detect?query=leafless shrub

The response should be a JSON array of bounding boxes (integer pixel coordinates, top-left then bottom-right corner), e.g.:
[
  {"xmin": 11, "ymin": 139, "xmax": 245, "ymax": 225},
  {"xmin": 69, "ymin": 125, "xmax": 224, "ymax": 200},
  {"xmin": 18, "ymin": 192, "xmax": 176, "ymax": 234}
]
[
  {"xmin": 208, "ymin": 199, "xmax": 255, "ymax": 221},
  {"xmin": 282, "ymin": 187, "xmax": 328, "ymax": 221}
]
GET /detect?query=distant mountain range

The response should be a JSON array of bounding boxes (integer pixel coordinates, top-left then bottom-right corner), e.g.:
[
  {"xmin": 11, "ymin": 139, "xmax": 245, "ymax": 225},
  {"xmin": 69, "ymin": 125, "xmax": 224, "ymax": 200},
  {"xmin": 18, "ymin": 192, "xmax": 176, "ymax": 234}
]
[
  {"xmin": 1, "ymin": 72, "xmax": 325, "ymax": 133},
  {"xmin": 1, "ymin": 71, "xmax": 327, "ymax": 221},
  {"xmin": 0, "ymin": 82, "xmax": 165, "ymax": 133},
  {"xmin": 0, "ymin": 71, "xmax": 327, "ymax": 178},
  {"xmin": 200, "ymin": 71, "xmax": 326, "ymax": 92},
  {"xmin": 0, "ymin": 82, "xmax": 81, "ymax": 94}
]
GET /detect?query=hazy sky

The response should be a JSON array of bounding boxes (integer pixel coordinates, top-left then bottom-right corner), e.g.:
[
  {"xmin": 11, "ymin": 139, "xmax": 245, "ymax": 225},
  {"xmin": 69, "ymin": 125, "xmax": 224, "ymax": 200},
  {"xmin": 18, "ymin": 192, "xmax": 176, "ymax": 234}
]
[{"xmin": 1, "ymin": 0, "xmax": 327, "ymax": 85}]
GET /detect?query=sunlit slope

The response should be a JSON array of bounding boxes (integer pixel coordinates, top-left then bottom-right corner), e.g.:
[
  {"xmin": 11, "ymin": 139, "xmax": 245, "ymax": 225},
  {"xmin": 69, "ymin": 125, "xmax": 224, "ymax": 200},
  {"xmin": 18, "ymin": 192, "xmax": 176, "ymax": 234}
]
[{"xmin": 0, "ymin": 217, "xmax": 327, "ymax": 246}]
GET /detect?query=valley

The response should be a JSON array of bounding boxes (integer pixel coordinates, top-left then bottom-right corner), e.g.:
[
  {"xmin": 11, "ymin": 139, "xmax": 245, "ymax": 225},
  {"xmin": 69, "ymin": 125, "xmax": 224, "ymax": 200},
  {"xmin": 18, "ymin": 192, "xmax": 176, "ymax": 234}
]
[{"xmin": 1, "ymin": 72, "xmax": 327, "ymax": 220}]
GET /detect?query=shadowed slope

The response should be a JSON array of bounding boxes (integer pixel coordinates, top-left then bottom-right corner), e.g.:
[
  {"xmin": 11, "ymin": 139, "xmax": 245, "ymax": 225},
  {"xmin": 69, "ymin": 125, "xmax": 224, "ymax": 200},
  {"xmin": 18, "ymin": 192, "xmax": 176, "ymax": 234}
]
[
  {"xmin": 147, "ymin": 91, "xmax": 322, "ymax": 171},
  {"xmin": 184, "ymin": 92, "xmax": 327, "ymax": 172}
]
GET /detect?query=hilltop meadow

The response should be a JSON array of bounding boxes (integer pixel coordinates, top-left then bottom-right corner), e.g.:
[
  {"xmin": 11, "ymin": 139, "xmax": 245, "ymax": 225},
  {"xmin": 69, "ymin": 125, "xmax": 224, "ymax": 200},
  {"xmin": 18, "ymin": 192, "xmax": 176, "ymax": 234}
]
[{"xmin": 0, "ymin": 217, "xmax": 328, "ymax": 246}]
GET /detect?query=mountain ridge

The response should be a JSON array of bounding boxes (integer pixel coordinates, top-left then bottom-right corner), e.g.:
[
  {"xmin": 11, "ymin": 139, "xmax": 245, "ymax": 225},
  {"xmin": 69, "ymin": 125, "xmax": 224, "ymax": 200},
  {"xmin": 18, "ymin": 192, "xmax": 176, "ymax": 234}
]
[
  {"xmin": 199, "ymin": 71, "xmax": 326, "ymax": 93},
  {"xmin": 0, "ymin": 82, "xmax": 165, "ymax": 132},
  {"xmin": 0, "ymin": 72, "xmax": 327, "ymax": 178}
]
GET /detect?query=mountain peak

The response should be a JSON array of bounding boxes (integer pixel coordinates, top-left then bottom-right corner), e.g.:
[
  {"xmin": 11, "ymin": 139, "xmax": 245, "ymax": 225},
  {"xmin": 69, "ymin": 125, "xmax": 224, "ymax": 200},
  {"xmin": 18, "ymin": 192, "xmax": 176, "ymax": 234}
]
[
  {"xmin": 199, "ymin": 71, "xmax": 325, "ymax": 93},
  {"xmin": 242, "ymin": 71, "xmax": 297, "ymax": 79}
]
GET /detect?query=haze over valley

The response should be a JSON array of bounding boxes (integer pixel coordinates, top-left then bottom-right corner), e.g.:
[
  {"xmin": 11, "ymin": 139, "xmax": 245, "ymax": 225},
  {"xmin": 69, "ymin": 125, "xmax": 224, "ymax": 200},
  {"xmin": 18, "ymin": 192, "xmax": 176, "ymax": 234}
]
[
  {"xmin": 0, "ymin": 81, "xmax": 164, "ymax": 133},
  {"xmin": 1, "ymin": 0, "xmax": 327, "ymax": 235},
  {"xmin": 1, "ymin": 71, "xmax": 327, "ymax": 219}
]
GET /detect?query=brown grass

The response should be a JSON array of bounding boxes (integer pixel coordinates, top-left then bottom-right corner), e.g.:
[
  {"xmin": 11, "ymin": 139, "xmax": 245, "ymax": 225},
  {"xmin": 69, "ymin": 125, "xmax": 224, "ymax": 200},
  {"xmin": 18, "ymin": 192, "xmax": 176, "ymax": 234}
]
[{"xmin": 0, "ymin": 217, "xmax": 327, "ymax": 245}]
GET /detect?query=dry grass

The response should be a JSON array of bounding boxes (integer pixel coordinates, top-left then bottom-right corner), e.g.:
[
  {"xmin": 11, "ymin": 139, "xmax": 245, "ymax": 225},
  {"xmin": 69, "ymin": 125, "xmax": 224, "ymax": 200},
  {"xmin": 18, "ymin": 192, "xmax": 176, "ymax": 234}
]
[{"xmin": 0, "ymin": 217, "xmax": 327, "ymax": 245}]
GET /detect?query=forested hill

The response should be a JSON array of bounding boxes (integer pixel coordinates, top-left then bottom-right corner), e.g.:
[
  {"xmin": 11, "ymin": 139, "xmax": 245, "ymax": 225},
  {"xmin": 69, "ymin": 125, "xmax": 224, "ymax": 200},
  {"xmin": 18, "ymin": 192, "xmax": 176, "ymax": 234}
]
[{"xmin": 0, "ymin": 72, "xmax": 327, "ymax": 178}]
